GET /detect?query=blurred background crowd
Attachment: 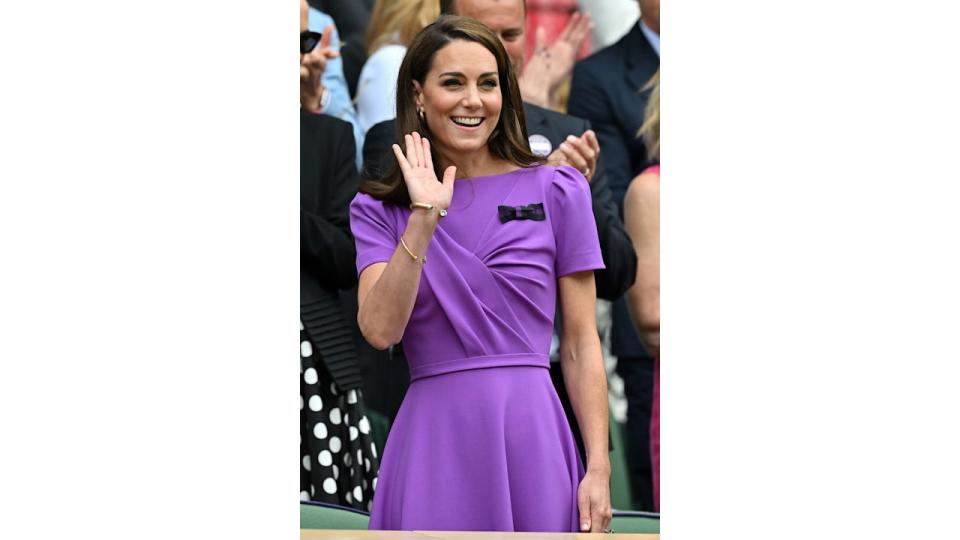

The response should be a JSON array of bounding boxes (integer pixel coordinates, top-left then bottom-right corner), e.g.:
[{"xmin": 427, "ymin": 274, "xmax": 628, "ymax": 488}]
[{"xmin": 301, "ymin": 0, "xmax": 660, "ymax": 514}]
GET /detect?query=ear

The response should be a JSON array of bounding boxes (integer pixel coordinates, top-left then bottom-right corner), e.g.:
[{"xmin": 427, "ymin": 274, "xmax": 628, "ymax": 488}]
[{"xmin": 412, "ymin": 80, "xmax": 424, "ymax": 108}]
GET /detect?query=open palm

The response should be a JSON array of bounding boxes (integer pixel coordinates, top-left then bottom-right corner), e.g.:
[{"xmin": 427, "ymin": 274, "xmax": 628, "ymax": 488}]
[{"xmin": 392, "ymin": 132, "xmax": 456, "ymax": 212}]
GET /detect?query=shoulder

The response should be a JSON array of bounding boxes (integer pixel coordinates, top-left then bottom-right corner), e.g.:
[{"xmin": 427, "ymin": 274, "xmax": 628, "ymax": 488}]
[
  {"xmin": 350, "ymin": 191, "xmax": 383, "ymax": 214},
  {"xmin": 574, "ymin": 43, "xmax": 621, "ymax": 77},
  {"xmin": 365, "ymin": 119, "xmax": 395, "ymax": 144},
  {"xmin": 301, "ymin": 113, "xmax": 354, "ymax": 158},
  {"xmin": 302, "ymin": 110, "xmax": 352, "ymax": 136},
  {"xmin": 581, "ymin": 25, "xmax": 635, "ymax": 68},
  {"xmin": 375, "ymin": 44, "xmax": 407, "ymax": 61},
  {"xmin": 351, "ymin": 191, "xmax": 387, "ymax": 209},
  {"xmin": 364, "ymin": 45, "xmax": 407, "ymax": 71},
  {"xmin": 626, "ymin": 169, "xmax": 660, "ymax": 203},
  {"xmin": 362, "ymin": 119, "xmax": 396, "ymax": 161},
  {"xmin": 522, "ymin": 103, "xmax": 589, "ymax": 141},
  {"xmin": 542, "ymin": 164, "xmax": 590, "ymax": 198}
]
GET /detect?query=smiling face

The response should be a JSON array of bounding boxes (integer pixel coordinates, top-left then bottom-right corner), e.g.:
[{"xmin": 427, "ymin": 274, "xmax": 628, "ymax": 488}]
[{"xmin": 413, "ymin": 39, "xmax": 503, "ymax": 159}]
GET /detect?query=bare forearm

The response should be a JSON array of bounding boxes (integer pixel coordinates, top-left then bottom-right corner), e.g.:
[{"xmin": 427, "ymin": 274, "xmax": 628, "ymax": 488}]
[
  {"xmin": 561, "ymin": 336, "xmax": 610, "ymax": 472},
  {"xmin": 358, "ymin": 210, "xmax": 437, "ymax": 348}
]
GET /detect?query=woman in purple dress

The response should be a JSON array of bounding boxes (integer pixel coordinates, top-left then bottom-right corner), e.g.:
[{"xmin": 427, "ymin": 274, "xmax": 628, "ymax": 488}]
[{"xmin": 349, "ymin": 15, "xmax": 612, "ymax": 533}]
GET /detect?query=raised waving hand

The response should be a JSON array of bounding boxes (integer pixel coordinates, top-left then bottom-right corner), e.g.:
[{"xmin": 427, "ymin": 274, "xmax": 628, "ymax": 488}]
[{"xmin": 392, "ymin": 132, "xmax": 457, "ymax": 212}]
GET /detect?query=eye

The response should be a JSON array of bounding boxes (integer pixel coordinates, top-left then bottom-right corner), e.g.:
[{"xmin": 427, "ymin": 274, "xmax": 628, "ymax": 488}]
[
  {"xmin": 441, "ymin": 79, "xmax": 462, "ymax": 87},
  {"xmin": 480, "ymin": 79, "xmax": 499, "ymax": 89},
  {"xmin": 502, "ymin": 30, "xmax": 522, "ymax": 42}
]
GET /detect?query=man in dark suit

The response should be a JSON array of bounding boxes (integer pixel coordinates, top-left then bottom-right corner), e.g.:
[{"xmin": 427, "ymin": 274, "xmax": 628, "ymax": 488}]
[
  {"xmin": 360, "ymin": 0, "xmax": 638, "ymax": 471},
  {"xmin": 568, "ymin": 0, "xmax": 660, "ymax": 511}
]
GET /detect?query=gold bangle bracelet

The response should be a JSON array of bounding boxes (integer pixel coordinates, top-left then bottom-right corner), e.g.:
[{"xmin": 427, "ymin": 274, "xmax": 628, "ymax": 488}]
[
  {"xmin": 399, "ymin": 236, "xmax": 426, "ymax": 264},
  {"xmin": 410, "ymin": 202, "xmax": 448, "ymax": 217}
]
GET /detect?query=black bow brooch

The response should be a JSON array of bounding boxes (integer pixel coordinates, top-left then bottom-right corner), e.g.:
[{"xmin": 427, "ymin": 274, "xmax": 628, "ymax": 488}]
[{"xmin": 498, "ymin": 203, "xmax": 546, "ymax": 223}]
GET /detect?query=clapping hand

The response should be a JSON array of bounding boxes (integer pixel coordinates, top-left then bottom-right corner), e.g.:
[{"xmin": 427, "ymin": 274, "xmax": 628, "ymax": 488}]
[
  {"xmin": 392, "ymin": 132, "xmax": 456, "ymax": 214},
  {"xmin": 547, "ymin": 129, "xmax": 600, "ymax": 182},
  {"xmin": 519, "ymin": 12, "xmax": 593, "ymax": 109}
]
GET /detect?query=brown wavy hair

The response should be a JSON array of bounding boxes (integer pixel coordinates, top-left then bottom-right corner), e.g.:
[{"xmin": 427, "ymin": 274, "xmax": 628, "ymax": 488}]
[
  {"xmin": 359, "ymin": 15, "xmax": 540, "ymax": 205},
  {"xmin": 365, "ymin": 0, "xmax": 439, "ymax": 55}
]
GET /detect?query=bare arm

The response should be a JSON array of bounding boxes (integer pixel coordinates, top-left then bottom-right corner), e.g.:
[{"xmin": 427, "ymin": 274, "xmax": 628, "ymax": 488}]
[
  {"xmin": 624, "ymin": 171, "xmax": 660, "ymax": 355},
  {"xmin": 558, "ymin": 270, "xmax": 612, "ymax": 533},
  {"xmin": 356, "ymin": 132, "xmax": 456, "ymax": 350},
  {"xmin": 357, "ymin": 210, "xmax": 435, "ymax": 349}
]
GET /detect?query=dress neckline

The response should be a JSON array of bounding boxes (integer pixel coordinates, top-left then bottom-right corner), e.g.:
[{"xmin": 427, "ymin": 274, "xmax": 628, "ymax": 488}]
[{"xmin": 454, "ymin": 164, "xmax": 538, "ymax": 183}]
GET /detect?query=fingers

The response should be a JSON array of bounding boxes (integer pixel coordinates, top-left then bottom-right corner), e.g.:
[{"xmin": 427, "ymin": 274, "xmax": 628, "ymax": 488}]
[
  {"xmin": 402, "ymin": 133, "xmax": 433, "ymax": 170},
  {"xmin": 412, "ymin": 132, "xmax": 426, "ymax": 169},
  {"xmin": 421, "ymin": 136, "xmax": 434, "ymax": 172},
  {"xmin": 566, "ymin": 134, "xmax": 597, "ymax": 164},
  {"xmin": 590, "ymin": 499, "xmax": 607, "ymax": 533},
  {"xmin": 441, "ymin": 165, "xmax": 457, "ymax": 190},
  {"xmin": 319, "ymin": 24, "xmax": 333, "ymax": 49},
  {"xmin": 391, "ymin": 143, "xmax": 411, "ymax": 174},
  {"xmin": 558, "ymin": 12, "xmax": 581, "ymax": 42},
  {"xmin": 404, "ymin": 134, "xmax": 418, "ymax": 168},
  {"xmin": 577, "ymin": 489, "xmax": 591, "ymax": 532},
  {"xmin": 534, "ymin": 25, "xmax": 547, "ymax": 51},
  {"xmin": 560, "ymin": 144, "xmax": 587, "ymax": 172},
  {"xmin": 318, "ymin": 24, "xmax": 341, "ymax": 59},
  {"xmin": 560, "ymin": 138, "xmax": 591, "ymax": 174},
  {"xmin": 583, "ymin": 129, "xmax": 600, "ymax": 155},
  {"xmin": 545, "ymin": 148, "xmax": 568, "ymax": 168},
  {"xmin": 301, "ymin": 46, "xmax": 328, "ymax": 83},
  {"xmin": 599, "ymin": 501, "xmax": 613, "ymax": 532},
  {"xmin": 567, "ymin": 131, "xmax": 600, "ymax": 162},
  {"xmin": 568, "ymin": 13, "xmax": 593, "ymax": 46},
  {"xmin": 559, "ymin": 12, "xmax": 591, "ymax": 45}
]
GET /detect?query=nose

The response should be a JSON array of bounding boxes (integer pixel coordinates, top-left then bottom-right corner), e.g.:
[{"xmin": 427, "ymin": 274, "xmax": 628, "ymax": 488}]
[{"xmin": 461, "ymin": 84, "xmax": 482, "ymax": 109}]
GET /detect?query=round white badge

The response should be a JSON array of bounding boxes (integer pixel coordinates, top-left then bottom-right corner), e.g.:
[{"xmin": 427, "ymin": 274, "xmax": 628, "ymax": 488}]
[{"xmin": 528, "ymin": 134, "xmax": 553, "ymax": 157}]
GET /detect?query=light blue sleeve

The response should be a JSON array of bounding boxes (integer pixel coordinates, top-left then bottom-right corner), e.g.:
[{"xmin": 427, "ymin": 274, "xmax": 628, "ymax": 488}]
[
  {"xmin": 355, "ymin": 45, "xmax": 406, "ymax": 138},
  {"xmin": 308, "ymin": 8, "xmax": 364, "ymax": 170}
]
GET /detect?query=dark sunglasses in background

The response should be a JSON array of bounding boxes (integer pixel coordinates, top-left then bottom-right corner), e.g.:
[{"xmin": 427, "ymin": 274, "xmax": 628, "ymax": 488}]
[{"xmin": 301, "ymin": 31, "xmax": 323, "ymax": 54}]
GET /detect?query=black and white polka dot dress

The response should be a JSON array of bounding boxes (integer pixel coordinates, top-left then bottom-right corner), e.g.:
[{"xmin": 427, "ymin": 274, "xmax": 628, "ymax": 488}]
[{"xmin": 300, "ymin": 324, "xmax": 379, "ymax": 510}]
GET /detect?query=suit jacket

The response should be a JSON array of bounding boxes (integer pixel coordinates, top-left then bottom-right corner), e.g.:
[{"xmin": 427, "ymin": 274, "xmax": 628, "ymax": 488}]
[
  {"xmin": 568, "ymin": 23, "xmax": 660, "ymax": 358},
  {"xmin": 361, "ymin": 103, "xmax": 637, "ymax": 301},
  {"xmin": 568, "ymin": 22, "xmax": 659, "ymax": 209},
  {"xmin": 301, "ymin": 110, "xmax": 364, "ymax": 390}
]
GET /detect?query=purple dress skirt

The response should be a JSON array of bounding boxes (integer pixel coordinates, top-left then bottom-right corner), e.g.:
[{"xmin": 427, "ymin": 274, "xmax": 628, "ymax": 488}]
[{"xmin": 350, "ymin": 165, "xmax": 604, "ymax": 532}]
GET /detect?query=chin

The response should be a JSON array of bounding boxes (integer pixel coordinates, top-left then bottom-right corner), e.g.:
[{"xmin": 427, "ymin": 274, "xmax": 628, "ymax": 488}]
[{"xmin": 435, "ymin": 131, "xmax": 493, "ymax": 154}]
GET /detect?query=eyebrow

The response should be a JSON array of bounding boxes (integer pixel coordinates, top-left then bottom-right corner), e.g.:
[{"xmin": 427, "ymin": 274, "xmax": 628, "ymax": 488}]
[{"xmin": 438, "ymin": 71, "xmax": 499, "ymax": 78}]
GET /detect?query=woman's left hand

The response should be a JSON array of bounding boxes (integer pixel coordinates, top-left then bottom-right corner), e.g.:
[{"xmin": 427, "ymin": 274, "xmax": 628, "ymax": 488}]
[{"xmin": 577, "ymin": 467, "xmax": 613, "ymax": 532}]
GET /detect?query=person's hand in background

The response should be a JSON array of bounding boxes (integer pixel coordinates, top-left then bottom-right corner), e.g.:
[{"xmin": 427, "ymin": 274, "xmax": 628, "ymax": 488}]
[
  {"xmin": 301, "ymin": 24, "xmax": 339, "ymax": 112},
  {"xmin": 546, "ymin": 129, "xmax": 600, "ymax": 182},
  {"xmin": 519, "ymin": 12, "xmax": 593, "ymax": 109}
]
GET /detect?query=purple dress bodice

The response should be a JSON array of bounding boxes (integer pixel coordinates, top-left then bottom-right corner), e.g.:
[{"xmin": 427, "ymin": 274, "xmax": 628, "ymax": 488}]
[{"xmin": 351, "ymin": 165, "xmax": 604, "ymax": 379}]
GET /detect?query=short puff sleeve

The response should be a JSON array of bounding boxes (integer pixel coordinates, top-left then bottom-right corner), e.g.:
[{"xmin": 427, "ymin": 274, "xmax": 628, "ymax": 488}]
[
  {"xmin": 349, "ymin": 192, "xmax": 399, "ymax": 276},
  {"xmin": 550, "ymin": 165, "xmax": 606, "ymax": 277}
]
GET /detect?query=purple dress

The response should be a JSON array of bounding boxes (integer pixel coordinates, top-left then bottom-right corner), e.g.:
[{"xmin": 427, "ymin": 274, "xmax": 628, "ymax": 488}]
[{"xmin": 350, "ymin": 165, "xmax": 604, "ymax": 532}]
